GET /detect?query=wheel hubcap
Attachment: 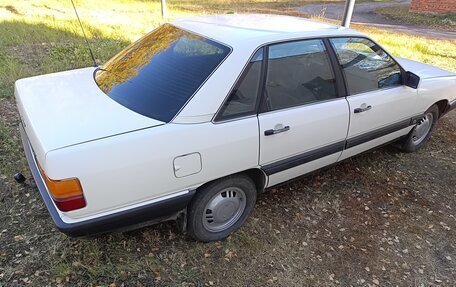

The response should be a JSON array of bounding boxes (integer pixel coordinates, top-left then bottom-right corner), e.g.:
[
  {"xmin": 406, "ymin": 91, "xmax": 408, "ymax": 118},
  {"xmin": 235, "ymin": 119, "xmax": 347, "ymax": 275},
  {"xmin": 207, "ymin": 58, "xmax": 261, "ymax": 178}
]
[
  {"xmin": 202, "ymin": 187, "xmax": 246, "ymax": 233},
  {"xmin": 411, "ymin": 112, "xmax": 433, "ymax": 145}
]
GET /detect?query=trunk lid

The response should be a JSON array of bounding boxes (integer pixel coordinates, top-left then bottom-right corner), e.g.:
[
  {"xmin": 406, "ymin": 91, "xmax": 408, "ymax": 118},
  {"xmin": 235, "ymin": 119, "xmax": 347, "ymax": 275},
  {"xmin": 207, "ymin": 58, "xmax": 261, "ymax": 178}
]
[{"xmin": 15, "ymin": 67, "xmax": 163, "ymax": 164}]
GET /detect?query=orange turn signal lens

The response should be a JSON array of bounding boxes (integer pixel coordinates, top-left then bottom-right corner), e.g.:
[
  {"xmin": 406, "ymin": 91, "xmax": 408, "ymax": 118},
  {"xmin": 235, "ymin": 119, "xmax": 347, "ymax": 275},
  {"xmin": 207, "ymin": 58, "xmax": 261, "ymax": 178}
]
[
  {"xmin": 42, "ymin": 174, "xmax": 83, "ymax": 200},
  {"xmin": 37, "ymin": 162, "xmax": 86, "ymax": 211}
]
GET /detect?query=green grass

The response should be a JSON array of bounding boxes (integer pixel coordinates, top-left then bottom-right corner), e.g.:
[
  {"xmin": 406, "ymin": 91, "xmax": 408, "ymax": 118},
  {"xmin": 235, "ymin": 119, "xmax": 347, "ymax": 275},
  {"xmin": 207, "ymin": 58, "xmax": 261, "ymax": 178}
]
[
  {"xmin": 0, "ymin": 0, "xmax": 453, "ymax": 101},
  {"xmin": 354, "ymin": 24, "xmax": 456, "ymax": 73},
  {"xmin": 376, "ymin": 5, "xmax": 456, "ymax": 30}
]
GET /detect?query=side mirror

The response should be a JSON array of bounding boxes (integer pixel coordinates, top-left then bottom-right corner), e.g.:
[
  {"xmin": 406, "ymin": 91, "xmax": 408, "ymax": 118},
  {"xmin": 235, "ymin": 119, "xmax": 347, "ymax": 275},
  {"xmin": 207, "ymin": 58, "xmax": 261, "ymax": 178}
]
[{"xmin": 405, "ymin": 71, "xmax": 420, "ymax": 89}]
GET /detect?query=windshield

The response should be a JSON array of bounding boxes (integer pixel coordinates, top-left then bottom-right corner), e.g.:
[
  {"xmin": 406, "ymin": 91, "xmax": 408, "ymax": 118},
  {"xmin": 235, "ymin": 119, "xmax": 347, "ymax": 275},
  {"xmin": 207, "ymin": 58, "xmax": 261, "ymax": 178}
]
[{"xmin": 95, "ymin": 24, "xmax": 231, "ymax": 122}]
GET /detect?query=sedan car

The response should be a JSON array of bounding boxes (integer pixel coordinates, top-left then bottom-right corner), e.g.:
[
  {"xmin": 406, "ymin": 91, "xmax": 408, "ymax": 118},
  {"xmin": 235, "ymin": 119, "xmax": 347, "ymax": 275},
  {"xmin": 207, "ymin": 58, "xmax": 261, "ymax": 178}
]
[{"xmin": 15, "ymin": 14, "xmax": 456, "ymax": 242}]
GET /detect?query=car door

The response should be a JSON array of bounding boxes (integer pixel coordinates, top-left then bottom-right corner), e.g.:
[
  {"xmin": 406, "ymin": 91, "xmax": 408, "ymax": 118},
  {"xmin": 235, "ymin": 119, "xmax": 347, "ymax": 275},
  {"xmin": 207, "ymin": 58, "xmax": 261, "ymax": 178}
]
[
  {"xmin": 257, "ymin": 39, "xmax": 350, "ymax": 187},
  {"xmin": 329, "ymin": 37, "xmax": 419, "ymax": 160}
]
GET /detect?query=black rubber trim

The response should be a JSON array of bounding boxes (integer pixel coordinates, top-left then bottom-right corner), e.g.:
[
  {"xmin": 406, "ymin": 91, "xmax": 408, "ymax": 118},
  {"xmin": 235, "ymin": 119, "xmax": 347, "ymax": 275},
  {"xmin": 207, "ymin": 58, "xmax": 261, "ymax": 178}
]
[
  {"xmin": 345, "ymin": 118, "xmax": 412, "ymax": 149},
  {"xmin": 258, "ymin": 45, "xmax": 270, "ymax": 113},
  {"xmin": 262, "ymin": 140, "xmax": 345, "ymax": 175},
  {"xmin": 20, "ymin": 124, "xmax": 194, "ymax": 237},
  {"xmin": 443, "ymin": 99, "xmax": 456, "ymax": 115},
  {"xmin": 262, "ymin": 117, "xmax": 419, "ymax": 176},
  {"xmin": 323, "ymin": 37, "xmax": 348, "ymax": 98},
  {"xmin": 327, "ymin": 36, "xmax": 405, "ymax": 97},
  {"xmin": 213, "ymin": 47, "xmax": 265, "ymax": 122},
  {"xmin": 450, "ymin": 99, "xmax": 456, "ymax": 111}
]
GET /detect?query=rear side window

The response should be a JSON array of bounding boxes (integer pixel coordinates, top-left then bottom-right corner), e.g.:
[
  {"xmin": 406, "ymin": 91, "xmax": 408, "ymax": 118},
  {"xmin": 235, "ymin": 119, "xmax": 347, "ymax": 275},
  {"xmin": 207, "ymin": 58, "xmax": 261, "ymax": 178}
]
[
  {"xmin": 95, "ymin": 24, "xmax": 231, "ymax": 122},
  {"xmin": 216, "ymin": 49, "xmax": 263, "ymax": 121},
  {"xmin": 265, "ymin": 39, "xmax": 338, "ymax": 111},
  {"xmin": 330, "ymin": 37, "xmax": 402, "ymax": 95}
]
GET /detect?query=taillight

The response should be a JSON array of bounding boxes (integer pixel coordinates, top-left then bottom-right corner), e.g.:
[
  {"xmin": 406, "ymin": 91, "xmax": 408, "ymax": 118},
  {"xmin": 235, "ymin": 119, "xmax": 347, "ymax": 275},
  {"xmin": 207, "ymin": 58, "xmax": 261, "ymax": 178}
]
[{"xmin": 37, "ymin": 162, "xmax": 86, "ymax": 212}]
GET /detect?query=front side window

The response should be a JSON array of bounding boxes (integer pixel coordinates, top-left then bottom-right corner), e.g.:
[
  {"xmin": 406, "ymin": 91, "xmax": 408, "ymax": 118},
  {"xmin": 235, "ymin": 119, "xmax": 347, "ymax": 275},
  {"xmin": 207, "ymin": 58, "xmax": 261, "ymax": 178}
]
[
  {"xmin": 216, "ymin": 49, "xmax": 263, "ymax": 121},
  {"xmin": 265, "ymin": 39, "xmax": 338, "ymax": 111},
  {"xmin": 95, "ymin": 24, "xmax": 231, "ymax": 122},
  {"xmin": 330, "ymin": 37, "xmax": 402, "ymax": 95}
]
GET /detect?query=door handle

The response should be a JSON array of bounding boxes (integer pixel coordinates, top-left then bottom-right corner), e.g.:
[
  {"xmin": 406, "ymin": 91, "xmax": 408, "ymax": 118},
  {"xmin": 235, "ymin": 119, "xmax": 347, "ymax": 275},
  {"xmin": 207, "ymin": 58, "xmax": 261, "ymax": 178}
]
[
  {"xmin": 354, "ymin": 105, "xmax": 372, "ymax": 113},
  {"xmin": 264, "ymin": 125, "xmax": 290, "ymax": 136}
]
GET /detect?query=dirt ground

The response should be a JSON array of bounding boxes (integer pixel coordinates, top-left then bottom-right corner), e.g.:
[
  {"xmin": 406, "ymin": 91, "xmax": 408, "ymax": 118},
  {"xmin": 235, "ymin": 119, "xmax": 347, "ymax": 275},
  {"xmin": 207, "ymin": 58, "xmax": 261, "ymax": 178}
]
[
  {"xmin": 1, "ymin": 0, "xmax": 455, "ymax": 285},
  {"xmin": 0, "ymin": 96, "xmax": 455, "ymax": 286}
]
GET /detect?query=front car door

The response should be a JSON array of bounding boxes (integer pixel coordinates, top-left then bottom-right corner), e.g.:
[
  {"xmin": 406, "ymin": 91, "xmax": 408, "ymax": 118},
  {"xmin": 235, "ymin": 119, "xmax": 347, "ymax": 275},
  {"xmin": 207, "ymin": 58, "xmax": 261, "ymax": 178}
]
[
  {"xmin": 329, "ymin": 37, "xmax": 420, "ymax": 160},
  {"xmin": 257, "ymin": 39, "xmax": 350, "ymax": 187}
]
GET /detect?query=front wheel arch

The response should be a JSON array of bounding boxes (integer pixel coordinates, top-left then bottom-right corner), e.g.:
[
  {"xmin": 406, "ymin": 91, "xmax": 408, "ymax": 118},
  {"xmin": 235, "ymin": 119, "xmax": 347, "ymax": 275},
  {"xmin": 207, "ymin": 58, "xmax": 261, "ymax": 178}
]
[
  {"xmin": 434, "ymin": 99, "xmax": 449, "ymax": 118},
  {"xmin": 399, "ymin": 104, "xmax": 439, "ymax": 153}
]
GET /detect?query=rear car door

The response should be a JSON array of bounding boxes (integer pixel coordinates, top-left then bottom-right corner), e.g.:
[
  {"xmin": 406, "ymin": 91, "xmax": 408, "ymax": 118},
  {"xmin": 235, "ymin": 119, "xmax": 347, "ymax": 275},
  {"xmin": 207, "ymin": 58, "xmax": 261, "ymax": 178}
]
[
  {"xmin": 257, "ymin": 39, "xmax": 350, "ymax": 187},
  {"xmin": 329, "ymin": 37, "xmax": 419, "ymax": 160}
]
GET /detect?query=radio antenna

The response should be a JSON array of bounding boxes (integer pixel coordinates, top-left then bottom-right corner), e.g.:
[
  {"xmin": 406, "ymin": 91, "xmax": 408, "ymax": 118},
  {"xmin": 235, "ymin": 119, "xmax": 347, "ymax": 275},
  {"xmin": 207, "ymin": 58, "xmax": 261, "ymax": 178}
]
[{"xmin": 70, "ymin": 0, "xmax": 97, "ymax": 67}]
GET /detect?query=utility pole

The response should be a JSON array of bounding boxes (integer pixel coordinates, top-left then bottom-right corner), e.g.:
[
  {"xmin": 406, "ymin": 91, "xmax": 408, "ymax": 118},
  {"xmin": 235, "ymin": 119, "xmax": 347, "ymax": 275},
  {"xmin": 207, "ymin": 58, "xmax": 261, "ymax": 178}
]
[
  {"xmin": 161, "ymin": 0, "xmax": 167, "ymax": 18},
  {"xmin": 342, "ymin": 0, "xmax": 356, "ymax": 28}
]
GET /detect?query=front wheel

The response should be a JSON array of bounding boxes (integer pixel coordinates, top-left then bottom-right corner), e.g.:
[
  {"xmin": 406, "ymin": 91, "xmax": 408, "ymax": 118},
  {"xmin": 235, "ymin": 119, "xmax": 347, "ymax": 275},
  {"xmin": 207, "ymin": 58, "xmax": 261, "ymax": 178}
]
[
  {"xmin": 399, "ymin": 105, "xmax": 439, "ymax": 153},
  {"xmin": 187, "ymin": 175, "xmax": 257, "ymax": 242}
]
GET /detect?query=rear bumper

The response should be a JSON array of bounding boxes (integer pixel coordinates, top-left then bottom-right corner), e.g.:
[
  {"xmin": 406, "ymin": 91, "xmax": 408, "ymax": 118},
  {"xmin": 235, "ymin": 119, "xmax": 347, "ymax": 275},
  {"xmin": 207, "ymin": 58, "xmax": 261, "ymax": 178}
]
[{"xmin": 20, "ymin": 124, "xmax": 194, "ymax": 237}]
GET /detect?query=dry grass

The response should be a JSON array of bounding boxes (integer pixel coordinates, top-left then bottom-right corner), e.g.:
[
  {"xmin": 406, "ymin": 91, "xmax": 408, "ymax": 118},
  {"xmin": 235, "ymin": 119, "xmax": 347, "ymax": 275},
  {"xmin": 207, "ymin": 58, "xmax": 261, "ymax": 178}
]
[
  {"xmin": 0, "ymin": 0, "xmax": 454, "ymax": 101},
  {"xmin": 1, "ymin": 0, "xmax": 456, "ymax": 286},
  {"xmin": 376, "ymin": 4, "xmax": 456, "ymax": 31},
  {"xmin": 354, "ymin": 24, "xmax": 456, "ymax": 73}
]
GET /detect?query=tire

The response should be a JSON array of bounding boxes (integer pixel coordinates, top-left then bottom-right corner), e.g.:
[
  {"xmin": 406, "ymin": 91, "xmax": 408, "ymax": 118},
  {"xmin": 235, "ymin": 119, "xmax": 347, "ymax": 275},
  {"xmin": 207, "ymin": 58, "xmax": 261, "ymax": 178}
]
[
  {"xmin": 399, "ymin": 105, "xmax": 439, "ymax": 153},
  {"xmin": 187, "ymin": 174, "xmax": 257, "ymax": 242}
]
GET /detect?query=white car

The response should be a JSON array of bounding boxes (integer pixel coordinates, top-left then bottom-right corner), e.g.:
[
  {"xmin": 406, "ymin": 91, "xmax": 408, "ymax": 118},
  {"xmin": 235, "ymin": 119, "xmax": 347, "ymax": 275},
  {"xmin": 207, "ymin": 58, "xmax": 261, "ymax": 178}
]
[{"xmin": 15, "ymin": 14, "xmax": 456, "ymax": 242}]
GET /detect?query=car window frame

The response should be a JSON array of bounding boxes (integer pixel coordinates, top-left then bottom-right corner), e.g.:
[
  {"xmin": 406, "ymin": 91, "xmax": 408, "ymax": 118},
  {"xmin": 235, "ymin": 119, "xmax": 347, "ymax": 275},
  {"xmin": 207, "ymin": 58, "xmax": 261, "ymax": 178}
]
[
  {"xmin": 213, "ymin": 37, "xmax": 349, "ymax": 123},
  {"xmin": 212, "ymin": 35, "xmax": 408, "ymax": 123},
  {"xmin": 164, "ymin": 25, "xmax": 234, "ymax": 123},
  {"xmin": 327, "ymin": 36, "xmax": 407, "ymax": 97},
  {"xmin": 213, "ymin": 47, "xmax": 267, "ymax": 122},
  {"xmin": 95, "ymin": 24, "xmax": 234, "ymax": 123},
  {"xmin": 258, "ymin": 38, "xmax": 347, "ymax": 114}
]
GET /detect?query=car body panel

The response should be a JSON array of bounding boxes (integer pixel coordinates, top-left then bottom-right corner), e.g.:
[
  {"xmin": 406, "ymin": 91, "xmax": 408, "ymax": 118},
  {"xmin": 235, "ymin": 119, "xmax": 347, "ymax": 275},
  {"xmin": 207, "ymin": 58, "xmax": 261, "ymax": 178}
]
[
  {"xmin": 416, "ymin": 77, "xmax": 456, "ymax": 113},
  {"xmin": 43, "ymin": 118, "xmax": 259, "ymax": 220},
  {"xmin": 172, "ymin": 15, "xmax": 364, "ymax": 123},
  {"xmin": 258, "ymin": 99, "xmax": 349, "ymax": 186},
  {"xmin": 396, "ymin": 57, "xmax": 456, "ymax": 79},
  {"xmin": 20, "ymin": 123, "xmax": 195, "ymax": 235},
  {"xmin": 172, "ymin": 14, "xmax": 343, "ymax": 48},
  {"xmin": 15, "ymin": 14, "xmax": 456, "ymax": 235},
  {"xmin": 15, "ymin": 67, "xmax": 163, "ymax": 166},
  {"xmin": 339, "ymin": 126, "xmax": 414, "ymax": 161},
  {"xmin": 344, "ymin": 86, "xmax": 419, "ymax": 139}
]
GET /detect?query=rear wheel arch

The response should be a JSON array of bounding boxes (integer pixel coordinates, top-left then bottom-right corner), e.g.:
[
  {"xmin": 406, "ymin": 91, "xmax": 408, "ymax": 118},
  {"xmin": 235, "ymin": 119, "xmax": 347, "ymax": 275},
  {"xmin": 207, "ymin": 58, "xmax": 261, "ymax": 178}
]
[
  {"xmin": 187, "ymin": 172, "xmax": 259, "ymax": 241},
  {"xmin": 195, "ymin": 168, "xmax": 267, "ymax": 195}
]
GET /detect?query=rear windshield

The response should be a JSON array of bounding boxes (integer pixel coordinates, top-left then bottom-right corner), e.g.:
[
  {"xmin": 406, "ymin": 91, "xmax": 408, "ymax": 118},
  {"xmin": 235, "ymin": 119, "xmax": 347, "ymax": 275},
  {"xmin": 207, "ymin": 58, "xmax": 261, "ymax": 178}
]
[{"xmin": 95, "ymin": 24, "xmax": 231, "ymax": 122}]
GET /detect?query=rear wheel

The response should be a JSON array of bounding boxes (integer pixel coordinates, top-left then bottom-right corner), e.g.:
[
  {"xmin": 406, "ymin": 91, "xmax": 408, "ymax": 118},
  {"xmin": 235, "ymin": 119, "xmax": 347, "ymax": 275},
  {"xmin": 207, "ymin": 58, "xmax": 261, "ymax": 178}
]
[
  {"xmin": 187, "ymin": 175, "xmax": 257, "ymax": 242},
  {"xmin": 399, "ymin": 105, "xmax": 439, "ymax": 153}
]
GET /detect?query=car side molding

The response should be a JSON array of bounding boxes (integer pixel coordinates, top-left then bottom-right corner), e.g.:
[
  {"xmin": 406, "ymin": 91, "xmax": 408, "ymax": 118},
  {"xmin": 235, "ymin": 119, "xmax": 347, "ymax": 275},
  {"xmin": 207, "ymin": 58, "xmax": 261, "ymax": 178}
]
[
  {"xmin": 345, "ymin": 118, "xmax": 413, "ymax": 149},
  {"xmin": 262, "ymin": 141, "xmax": 346, "ymax": 175},
  {"xmin": 262, "ymin": 115, "xmax": 423, "ymax": 175}
]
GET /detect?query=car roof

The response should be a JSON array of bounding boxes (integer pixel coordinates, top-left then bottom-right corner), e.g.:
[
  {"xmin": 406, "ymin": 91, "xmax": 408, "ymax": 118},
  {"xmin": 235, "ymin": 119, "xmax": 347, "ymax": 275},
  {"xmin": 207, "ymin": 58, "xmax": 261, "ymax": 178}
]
[
  {"xmin": 171, "ymin": 14, "xmax": 363, "ymax": 48},
  {"xmin": 171, "ymin": 14, "xmax": 366, "ymax": 124}
]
